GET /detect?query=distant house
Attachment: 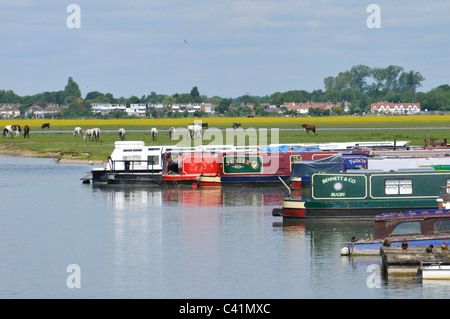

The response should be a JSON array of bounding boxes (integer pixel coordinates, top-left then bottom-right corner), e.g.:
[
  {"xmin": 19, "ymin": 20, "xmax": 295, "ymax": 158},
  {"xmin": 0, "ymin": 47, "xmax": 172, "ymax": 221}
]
[
  {"xmin": 91, "ymin": 103, "xmax": 126, "ymax": 114},
  {"xmin": 0, "ymin": 104, "xmax": 20, "ymax": 118},
  {"xmin": 25, "ymin": 104, "xmax": 68, "ymax": 118},
  {"xmin": 25, "ymin": 104, "xmax": 45, "ymax": 118},
  {"xmin": 371, "ymin": 102, "xmax": 420, "ymax": 114},
  {"xmin": 91, "ymin": 102, "xmax": 217, "ymax": 116},
  {"xmin": 128, "ymin": 103, "xmax": 147, "ymax": 117},
  {"xmin": 282, "ymin": 101, "xmax": 349, "ymax": 114}
]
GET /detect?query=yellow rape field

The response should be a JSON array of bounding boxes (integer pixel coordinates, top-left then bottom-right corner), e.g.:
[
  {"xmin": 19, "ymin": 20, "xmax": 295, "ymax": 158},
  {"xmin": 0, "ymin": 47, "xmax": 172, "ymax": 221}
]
[{"xmin": 0, "ymin": 114, "xmax": 449, "ymax": 130}]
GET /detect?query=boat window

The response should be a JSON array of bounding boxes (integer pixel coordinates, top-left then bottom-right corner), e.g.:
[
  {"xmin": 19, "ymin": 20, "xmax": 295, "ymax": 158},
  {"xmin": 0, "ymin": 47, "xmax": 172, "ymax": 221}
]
[
  {"xmin": 391, "ymin": 221, "xmax": 421, "ymax": 235},
  {"xmin": 123, "ymin": 149, "xmax": 142, "ymax": 152},
  {"xmin": 447, "ymin": 179, "xmax": 450, "ymax": 194},
  {"xmin": 385, "ymin": 179, "xmax": 413, "ymax": 195},
  {"xmin": 147, "ymin": 155, "xmax": 159, "ymax": 166},
  {"xmin": 434, "ymin": 219, "xmax": 450, "ymax": 232}
]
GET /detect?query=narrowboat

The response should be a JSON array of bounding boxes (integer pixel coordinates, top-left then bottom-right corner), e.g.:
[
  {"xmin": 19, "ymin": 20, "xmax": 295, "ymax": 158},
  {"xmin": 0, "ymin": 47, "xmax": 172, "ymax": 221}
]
[
  {"xmin": 273, "ymin": 169, "xmax": 450, "ymax": 219},
  {"xmin": 91, "ymin": 141, "xmax": 166, "ymax": 185},
  {"xmin": 91, "ymin": 142, "xmax": 261, "ymax": 185},
  {"xmin": 198, "ymin": 145, "xmax": 340, "ymax": 186},
  {"xmin": 341, "ymin": 208, "xmax": 450, "ymax": 256},
  {"xmin": 162, "ymin": 151, "xmax": 221, "ymax": 186}
]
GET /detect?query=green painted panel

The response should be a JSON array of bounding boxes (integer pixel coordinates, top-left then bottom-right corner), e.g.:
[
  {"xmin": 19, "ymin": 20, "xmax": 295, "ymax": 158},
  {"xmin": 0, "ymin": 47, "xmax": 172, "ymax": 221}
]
[
  {"xmin": 223, "ymin": 155, "xmax": 263, "ymax": 174},
  {"xmin": 311, "ymin": 173, "xmax": 368, "ymax": 200}
]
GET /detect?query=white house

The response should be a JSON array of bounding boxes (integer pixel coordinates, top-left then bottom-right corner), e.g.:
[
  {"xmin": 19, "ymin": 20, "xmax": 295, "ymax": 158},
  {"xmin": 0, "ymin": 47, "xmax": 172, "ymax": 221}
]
[
  {"xmin": 371, "ymin": 102, "xmax": 421, "ymax": 114},
  {"xmin": 91, "ymin": 103, "xmax": 126, "ymax": 114},
  {"xmin": 0, "ymin": 104, "xmax": 20, "ymax": 118},
  {"xmin": 128, "ymin": 103, "xmax": 147, "ymax": 117}
]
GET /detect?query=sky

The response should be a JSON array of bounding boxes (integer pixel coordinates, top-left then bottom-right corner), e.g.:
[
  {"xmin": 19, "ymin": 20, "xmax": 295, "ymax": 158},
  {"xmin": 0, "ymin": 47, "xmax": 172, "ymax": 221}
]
[{"xmin": 0, "ymin": 0, "xmax": 449, "ymax": 99}]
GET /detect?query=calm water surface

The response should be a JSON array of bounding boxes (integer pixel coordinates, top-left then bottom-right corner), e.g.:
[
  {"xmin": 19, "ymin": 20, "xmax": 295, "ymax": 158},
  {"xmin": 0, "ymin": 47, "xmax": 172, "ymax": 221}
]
[{"xmin": 1, "ymin": 155, "xmax": 449, "ymax": 299}]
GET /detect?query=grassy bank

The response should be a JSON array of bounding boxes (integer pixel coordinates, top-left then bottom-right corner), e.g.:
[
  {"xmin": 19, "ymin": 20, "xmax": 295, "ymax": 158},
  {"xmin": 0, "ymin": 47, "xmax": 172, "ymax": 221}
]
[
  {"xmin": 1, "ymin": 114, "xmax": 450, "ymax": 130},
  {"xmin": 1, "ymin": 126, "xmax": 448, "ymax": 163}
]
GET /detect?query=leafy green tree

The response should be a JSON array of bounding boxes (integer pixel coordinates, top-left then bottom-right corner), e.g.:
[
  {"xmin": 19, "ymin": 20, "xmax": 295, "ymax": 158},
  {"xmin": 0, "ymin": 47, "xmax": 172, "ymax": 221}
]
[
  {"xmin": 217, "ymin": 98, "xmax": 232, "ymax": 114},
  {"xmin": 162, "ymin": 96, "xmax": 176, "ymax": 105},
  {"xmin": 126, "ymin": 95, "xmax": 140, "ymax": 106},
  {"xmin": 176, "ymin": 93, "xmax": 193, "ymax": 104},
  {"xmin": 190, "ymin": 86, "xmax": 201, "ymax": 103},
  {"xmin": 64, "ymin": 77, "xmax": 81, "ymax": 103},
  {"xmin": 398, "ymin": 70, "xmax": 425, "ymax": 93},
  {"xmin": 239, "ymin": 94, "xmax": 258, "ymax": 105}
]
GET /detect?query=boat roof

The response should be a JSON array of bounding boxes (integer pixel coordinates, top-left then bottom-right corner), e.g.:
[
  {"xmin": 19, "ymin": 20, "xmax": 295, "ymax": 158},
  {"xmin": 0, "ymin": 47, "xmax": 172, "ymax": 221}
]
[{"xmin": 375, "ymin": 209, "xmax": 450, "ymax": 221}]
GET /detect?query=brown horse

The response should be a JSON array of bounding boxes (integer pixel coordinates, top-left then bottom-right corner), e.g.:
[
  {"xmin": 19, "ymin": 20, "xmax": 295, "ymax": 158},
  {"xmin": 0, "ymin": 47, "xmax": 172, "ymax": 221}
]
[
  {"xmin": 301, "ymin": 124, "xmax": 316, "ymax": 134},
  {"xmin": 24, "ymin": 125, "xmax": 30, "ymax": 138}
]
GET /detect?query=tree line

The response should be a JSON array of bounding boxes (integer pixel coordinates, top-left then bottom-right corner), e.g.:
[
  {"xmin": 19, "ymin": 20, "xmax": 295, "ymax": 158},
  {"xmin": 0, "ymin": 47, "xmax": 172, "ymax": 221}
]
[{"xmin": 1, "ymin": 65, "xmax": 449, "ymax": 118}]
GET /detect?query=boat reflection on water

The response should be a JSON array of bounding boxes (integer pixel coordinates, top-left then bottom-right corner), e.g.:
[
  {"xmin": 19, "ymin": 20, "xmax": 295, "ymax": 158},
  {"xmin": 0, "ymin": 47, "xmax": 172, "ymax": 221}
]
[{"xmin": 91, "ymin": 184, "xmax": 289, "ymax": 212}]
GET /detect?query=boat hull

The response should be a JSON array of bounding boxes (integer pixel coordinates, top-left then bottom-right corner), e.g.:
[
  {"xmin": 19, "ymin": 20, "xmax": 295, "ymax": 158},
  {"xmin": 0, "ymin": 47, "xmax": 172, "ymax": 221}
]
[
  {"xmin": 421, "ymin": 264, "xmax": 450, "ymax": 279},
  {"xmin": 106, "ymin": 173, "xmax": 163, "ymax": 185}
]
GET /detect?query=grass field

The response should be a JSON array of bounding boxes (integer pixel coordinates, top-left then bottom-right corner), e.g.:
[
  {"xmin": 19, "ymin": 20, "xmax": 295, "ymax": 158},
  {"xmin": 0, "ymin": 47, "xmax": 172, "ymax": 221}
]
[
  {"xmin": 1, "ymin": 114, "xmax": 450, "ymax": 130},
  {"xmin": 0, "ymin": 115, "xmax": 449, "ymax": 162}
]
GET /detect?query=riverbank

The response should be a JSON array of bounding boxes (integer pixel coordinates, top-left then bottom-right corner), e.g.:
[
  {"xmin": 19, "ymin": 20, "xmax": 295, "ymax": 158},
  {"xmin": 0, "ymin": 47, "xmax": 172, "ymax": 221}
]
[{"xmin": 0, "ymin": 143, "xmax": 105, "ymax": 165}]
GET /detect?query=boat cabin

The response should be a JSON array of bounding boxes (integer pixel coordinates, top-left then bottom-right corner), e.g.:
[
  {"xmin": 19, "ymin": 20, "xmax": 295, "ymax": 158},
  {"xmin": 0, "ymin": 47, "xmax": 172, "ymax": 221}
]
[
  {"xmin": 374, "ymin": 209, "xmax": 450, "ymax": 241},
  {"xmin": 108, "ymin": 141, "xmax": 165, "ymax": 173}
]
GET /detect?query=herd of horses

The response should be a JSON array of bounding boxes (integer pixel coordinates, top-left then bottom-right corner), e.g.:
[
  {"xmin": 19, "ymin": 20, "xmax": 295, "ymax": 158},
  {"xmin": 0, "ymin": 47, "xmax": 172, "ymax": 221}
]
[{"xmin": 2, "ymin": 122, "xmax": 317, "ymax": 141}]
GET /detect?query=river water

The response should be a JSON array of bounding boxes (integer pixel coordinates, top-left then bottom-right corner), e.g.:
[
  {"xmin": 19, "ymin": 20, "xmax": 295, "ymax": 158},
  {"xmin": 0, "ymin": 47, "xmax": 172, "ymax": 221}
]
[{"xmin": 1, "ymin": 155, "xmax": 450, "ymax": 300}]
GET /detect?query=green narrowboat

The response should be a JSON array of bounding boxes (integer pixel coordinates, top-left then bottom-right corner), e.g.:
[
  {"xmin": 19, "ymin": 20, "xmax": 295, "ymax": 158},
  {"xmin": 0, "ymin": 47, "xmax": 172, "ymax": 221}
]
[{"xmin": 273, "ymin": 169, "xmax": 450, "ymax": 219}]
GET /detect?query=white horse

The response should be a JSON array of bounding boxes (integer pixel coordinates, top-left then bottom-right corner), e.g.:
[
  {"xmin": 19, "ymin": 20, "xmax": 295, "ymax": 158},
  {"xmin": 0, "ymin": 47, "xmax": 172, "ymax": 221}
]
[
  {"xmin": 84, "ymin": 129, "xmax": 94, "ymax": 141},
  {"xmin": 168, "ymin": 127, "xmax": 176, "ymax": 140},
  {"xmin": 119, "ymin": 128, "xmax": 126, "ymax": 141},
  {"xmin": 151, "ymin": 128, "xmax": 158, "ymax": 141},
  {"xmin": 187, "ymin": 124, "xmax": 194, "ymax": 139},
  {"xmin": 187, "ymin": 124, "xmax": 202, "ymax": 139},
  {"xmin": 73, "ymin": 127, "xmax": 82, "ymax": 137},
  {"xmin": 92, "ymin": 128, "xmax": 100, "ymax": 141},
  {"xmin": 193, "ymin": 124, "xmax": 202, "ymax": 139}
]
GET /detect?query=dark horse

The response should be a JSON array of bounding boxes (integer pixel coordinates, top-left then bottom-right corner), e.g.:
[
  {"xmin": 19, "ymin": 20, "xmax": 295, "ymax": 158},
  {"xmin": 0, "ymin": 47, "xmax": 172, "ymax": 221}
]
[
  {"xmin": 301, "ymin": 124, "xmax": 316, "ymax": 134},
  {"xmin": 24, "ymin": 125, "xmax": 30, "ymax": 138},
  {"xmin": 41, "ymin": 123, "xmax": 50, "ymax": 129}
]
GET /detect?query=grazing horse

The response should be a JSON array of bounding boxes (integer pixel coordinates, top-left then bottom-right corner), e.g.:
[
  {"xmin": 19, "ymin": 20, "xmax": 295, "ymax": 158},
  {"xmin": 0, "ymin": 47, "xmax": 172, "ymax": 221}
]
[
  {"xmin": 151, "ymin": 128, "xmax": 158, "ymax": 141},
  {"xmin": 187, "ymin": 124, "xmax": 201, "ymax": 139},
  {"xmin": 193, "ymin": 124, "xmax": 202, "ymax": 139},
  {"xmin": 73, "ymin": 127, "xmax": 82, "ymax": 137},
  {"xmin": 3, "ymin": 125, "xmax": 20, "ymax": 137},
  {"xmin": 187, "ymin": 124, "xmax": 194, "ymax": 139},
  {"xmin": 41, "ymin": 123, "xmax": 50, "ymax": 129},
  {"xmin": 232, "ymin": 123, "xmax": 241, "ymax": 129},
  {"xmin": 302, "ymin": 124, "xmax": 316, "ymax": 134},
  {"xmin": 84, "ymin": 128, "xmax": 100, "ymax": 141},
  {"xmin": 3, "ymin": 126, "xmax": 13, "ymax": 138},
  {"xmin": 119, "ymin": 128, "xmax": 126, "ymax": 141},
  {"xmin": 84, "ymin": 129, "xmax": 93, "ymax": 141},
  {"xmin": 168, "ymin": 127, "xmax": 176, "ymax": 140},
  {"xmin": 92, "ymin": 128, "xmax": 100, "ymax": 141},
  {"xmin": 24, "ymin": 125, "xmax": 30, "ymax": 138},
  {"xmin": 11, "ymin": 125, "xmax": 21, "ymax": 137}
]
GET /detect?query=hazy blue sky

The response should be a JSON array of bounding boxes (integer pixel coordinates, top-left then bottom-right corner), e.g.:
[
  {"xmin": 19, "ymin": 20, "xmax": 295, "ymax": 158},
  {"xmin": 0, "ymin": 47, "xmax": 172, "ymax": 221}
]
[{"xmin": 0, "ymin": 0, "xmax": 448, "ymax": 99}]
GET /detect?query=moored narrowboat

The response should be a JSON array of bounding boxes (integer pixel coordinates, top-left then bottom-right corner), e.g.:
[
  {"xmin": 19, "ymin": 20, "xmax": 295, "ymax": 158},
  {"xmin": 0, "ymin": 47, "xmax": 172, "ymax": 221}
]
[
  {"xmin": 273, "ymin": 169, "xmax": 450, "ymax": 219},
  {"xmin": 91, "ymin": 141, "xmax": 165, "ymax": 185},
  {"xmin": 199, "ymin": 147, "xmax": 340, "ymax": 187}
]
